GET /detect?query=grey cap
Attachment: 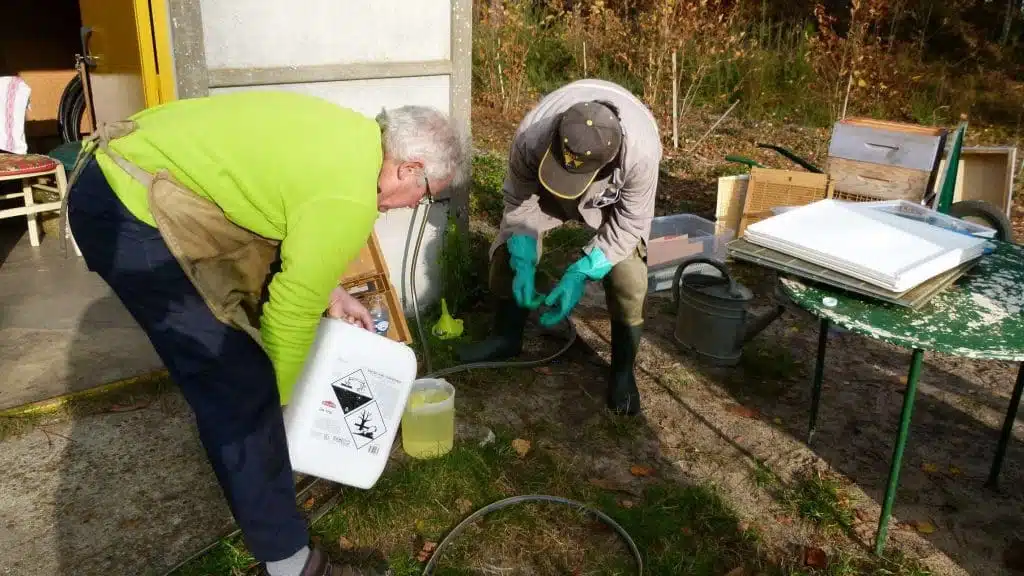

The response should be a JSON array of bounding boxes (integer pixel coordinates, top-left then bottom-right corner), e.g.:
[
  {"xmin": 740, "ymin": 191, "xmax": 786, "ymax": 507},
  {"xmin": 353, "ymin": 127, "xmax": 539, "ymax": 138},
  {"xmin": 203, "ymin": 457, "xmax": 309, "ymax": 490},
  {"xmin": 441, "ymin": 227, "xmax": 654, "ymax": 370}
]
[{"xmin": 538, "ymin": 101, "xmax": 623, "ymax": 199}]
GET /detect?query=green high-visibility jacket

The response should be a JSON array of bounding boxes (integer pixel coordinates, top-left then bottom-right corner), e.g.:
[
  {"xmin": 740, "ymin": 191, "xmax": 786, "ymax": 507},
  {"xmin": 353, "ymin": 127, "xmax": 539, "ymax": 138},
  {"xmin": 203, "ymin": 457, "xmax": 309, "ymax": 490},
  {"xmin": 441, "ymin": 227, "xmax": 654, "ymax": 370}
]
[{"xmin": 96, "ymin": 91, "xmax": 381, "ymax": 404}]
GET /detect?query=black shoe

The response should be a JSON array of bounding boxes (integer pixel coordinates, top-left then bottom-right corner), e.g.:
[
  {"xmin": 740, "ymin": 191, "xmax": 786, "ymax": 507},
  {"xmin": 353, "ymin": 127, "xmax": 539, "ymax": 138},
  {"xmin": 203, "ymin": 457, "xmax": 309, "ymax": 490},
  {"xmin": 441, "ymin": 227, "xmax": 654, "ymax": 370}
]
[
  {"xmin": 457, "ymin": 299, "xmax": 528, "ymax": 363},
  {"xmin": 608, "ymin": 321, "xmax": 643, "ymax": 416}
]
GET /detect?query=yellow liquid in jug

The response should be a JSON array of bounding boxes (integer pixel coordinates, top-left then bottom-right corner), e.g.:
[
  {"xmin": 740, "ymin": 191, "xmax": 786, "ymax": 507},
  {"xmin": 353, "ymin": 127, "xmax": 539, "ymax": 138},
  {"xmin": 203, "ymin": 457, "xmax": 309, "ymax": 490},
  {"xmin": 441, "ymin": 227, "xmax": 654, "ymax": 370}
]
[{"xmin": 401, "ymin": 389, "xmax": 454, "ymax": 459}]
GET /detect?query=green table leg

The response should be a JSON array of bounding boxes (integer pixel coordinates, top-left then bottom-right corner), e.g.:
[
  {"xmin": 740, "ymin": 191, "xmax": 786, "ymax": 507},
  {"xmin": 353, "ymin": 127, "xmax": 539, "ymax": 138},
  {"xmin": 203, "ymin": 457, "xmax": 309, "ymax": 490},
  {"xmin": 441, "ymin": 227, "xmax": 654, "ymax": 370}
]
[
  {"xmin": 987, "ymin": 363, "xmax": 1024, "ymax": 489},
  {"xmin": 807, "ymin": 318, "xmax": 829, "ymax": 444},
  {"xmin": 875, "ymin": 348, "xmax": 924, "ymax": 556}
]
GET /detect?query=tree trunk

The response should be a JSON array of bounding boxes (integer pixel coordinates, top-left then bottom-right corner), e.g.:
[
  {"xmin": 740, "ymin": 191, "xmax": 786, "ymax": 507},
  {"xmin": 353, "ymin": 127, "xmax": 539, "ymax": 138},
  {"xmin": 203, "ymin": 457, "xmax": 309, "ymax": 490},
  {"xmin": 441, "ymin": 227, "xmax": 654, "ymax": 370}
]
[{"xmin": 1001, "ymin": 0, "xmax": 1014, "ymax": 46}]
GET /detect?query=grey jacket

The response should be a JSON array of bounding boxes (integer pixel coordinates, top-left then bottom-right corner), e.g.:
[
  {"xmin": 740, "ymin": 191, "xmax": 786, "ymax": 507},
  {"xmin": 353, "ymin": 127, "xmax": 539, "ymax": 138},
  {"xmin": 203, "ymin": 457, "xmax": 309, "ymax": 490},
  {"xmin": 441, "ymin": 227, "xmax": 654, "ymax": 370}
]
[{"xmin": 493, "ymin": 79, "xmax": 662, "ymax": 265}]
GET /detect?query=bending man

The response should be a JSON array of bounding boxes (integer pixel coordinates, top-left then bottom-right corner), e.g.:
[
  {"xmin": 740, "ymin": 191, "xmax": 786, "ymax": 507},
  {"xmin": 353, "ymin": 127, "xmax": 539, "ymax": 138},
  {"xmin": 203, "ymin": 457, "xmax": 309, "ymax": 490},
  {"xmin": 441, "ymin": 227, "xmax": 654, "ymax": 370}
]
[
  {"xmin": 460, "ymin": 79, "xmax": 661, "ymax": 416},
  {"xmin": 67, "ymin": 91, "xmax": 463, "ymax": 576}
]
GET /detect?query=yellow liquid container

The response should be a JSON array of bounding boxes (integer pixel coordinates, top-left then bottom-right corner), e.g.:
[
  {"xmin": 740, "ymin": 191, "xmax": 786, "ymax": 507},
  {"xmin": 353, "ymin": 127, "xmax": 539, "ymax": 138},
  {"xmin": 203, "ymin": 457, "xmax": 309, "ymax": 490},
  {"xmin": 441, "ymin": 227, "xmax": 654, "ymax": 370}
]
[{"xmin": 401, "ymin": 379, "xmax": 455, "ymax": 459}]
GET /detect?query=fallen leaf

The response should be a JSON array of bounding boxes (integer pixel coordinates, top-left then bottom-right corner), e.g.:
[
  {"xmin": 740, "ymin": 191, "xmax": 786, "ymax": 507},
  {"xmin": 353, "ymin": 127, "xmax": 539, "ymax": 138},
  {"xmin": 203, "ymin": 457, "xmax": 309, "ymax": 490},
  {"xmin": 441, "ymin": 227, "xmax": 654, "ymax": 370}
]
[
  {"xmin": 456, "ymin": 498, "xmax": 474, "ymax": 514},
  {"xmin": 804, "ymin": 546, "xmax": 828, "ymax": 569},
  {"xmin": 854, "ymin": 509, "xmax": 870, "ymax": 522},
  {"xmin": 915, "ymin": 520, "xmax": 937, "ymax": 534},
  {"xmin": 338, "ymin": 536, "xmax": 355, "ymax": 550},
  {"xmin": 922, "ymin": 462, "xmax": 938, "ymax": 473},
  {"xmin": 725, "ymin": 404, "xmax": 759, "ymax": 419},
  {"xmin": 898, "ymin": 376, "xmax": 908, "ymax": 385},
  {"xmin": 617, "ymin": 497, "xmax": 636, "ymax": 509},
  {"xmin": 681, "ymin": 526, "xmax": 693, "ymax": 536},
  {"xmin": 302, "ymin": 497, "xmax": 315, "ymax": 511},
  {"xmin": 896, "ymin": 521, "xmax": 916, "ymax": 531},
  {"xmin": 511, "ymin": 438, "xmax": 531, "ymax": 457},
  {"xmin": 417, "ymin": 541, "xmax": 438, "ymax": 562},
  {"xmin": 949, "ymin": 466, "xmax": 962, "ymax": 476},
  {"xmin": 775, "ymin": 515, "xmax": 794, "ymax": 525},
  {"xmin": 738, "ymin": 520, "xmax": 751, "ymax": 533},
  {"xmin": 773, "ymin": 417, "xmax": 783, "ymax": 425},
  {"xmin": 630, "ymin": 465, "xmax": 655, "ymax": 477},
  {"xmin": 534, "ymin": 366, "xmax": 552, "ymax": 375}
]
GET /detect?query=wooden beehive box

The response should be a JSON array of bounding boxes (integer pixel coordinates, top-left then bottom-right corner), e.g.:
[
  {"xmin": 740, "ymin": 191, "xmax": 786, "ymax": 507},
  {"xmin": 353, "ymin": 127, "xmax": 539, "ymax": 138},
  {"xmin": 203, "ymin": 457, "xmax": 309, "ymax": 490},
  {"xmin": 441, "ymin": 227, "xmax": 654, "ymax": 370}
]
[
  {"xmin": 738, "ymin": 168, "xmax": 832, "ymax": 236},
  {"xmin": 826, "ymin": 118, "xmax": 947, "ymax": 203},
  {"xmin": 338, "ymin": 232, "xmax": 411, "ymax": 344}
]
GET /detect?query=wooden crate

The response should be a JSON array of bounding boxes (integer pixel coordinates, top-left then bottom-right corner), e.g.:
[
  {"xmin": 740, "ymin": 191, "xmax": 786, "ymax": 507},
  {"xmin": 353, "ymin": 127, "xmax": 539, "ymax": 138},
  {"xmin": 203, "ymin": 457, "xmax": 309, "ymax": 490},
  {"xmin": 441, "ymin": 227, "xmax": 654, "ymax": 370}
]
[
  {"xmin": 738, "ymin": 168, "xmax": 831, "ymax": 236},
  {"xmin": 715, "ymin": 174, "xmax": 749, "ymax": 237},
  {"xmin": 339, "ymin": 232, "xmax": 412, "ymax": 344},
  {"xmin": 933, "ymin": 146, "xmax": 1017, "ymax": 217}
]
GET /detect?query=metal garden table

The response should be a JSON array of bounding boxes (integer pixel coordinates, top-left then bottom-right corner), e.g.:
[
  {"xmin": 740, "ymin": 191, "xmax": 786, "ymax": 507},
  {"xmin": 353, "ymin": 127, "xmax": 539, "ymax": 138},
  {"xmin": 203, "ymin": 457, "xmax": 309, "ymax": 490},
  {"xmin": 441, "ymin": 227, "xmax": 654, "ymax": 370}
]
[{"xmin": 778, "ymin": 240, "xmax": 1024, "ymax": 555}]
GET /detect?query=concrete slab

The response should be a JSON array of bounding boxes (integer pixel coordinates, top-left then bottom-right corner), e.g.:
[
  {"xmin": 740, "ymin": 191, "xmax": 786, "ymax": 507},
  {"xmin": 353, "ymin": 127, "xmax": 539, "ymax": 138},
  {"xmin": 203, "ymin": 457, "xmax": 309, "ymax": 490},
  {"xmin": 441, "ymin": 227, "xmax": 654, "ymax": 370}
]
[
  {"xmin": 0, "ymin": 220, "xmax": 163, "ymax": 410},
  {"xmin": 0, "ymin": 392, "xmax": 232, "ymax": 576}
]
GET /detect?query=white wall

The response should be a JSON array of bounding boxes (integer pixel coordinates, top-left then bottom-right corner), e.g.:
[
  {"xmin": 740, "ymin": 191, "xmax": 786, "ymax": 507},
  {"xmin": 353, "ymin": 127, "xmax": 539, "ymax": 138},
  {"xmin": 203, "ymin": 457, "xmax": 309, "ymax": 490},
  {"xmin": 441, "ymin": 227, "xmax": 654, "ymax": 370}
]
[
  {"xmin": 202, "ymin": 4, "xmax": 454, "ymax": 314},
  {"xmin": 201, "ymin": 0, "xmax": 452, "ymax": 69}
]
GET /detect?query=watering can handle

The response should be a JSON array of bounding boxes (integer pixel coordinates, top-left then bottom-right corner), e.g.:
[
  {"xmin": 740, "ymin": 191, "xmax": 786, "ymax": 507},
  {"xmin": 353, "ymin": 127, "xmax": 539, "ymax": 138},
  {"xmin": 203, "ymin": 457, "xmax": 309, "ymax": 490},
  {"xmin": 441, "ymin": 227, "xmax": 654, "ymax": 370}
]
[{"xmin": 672, "ymin": 258, "xmax": 738, "ymax": 306}]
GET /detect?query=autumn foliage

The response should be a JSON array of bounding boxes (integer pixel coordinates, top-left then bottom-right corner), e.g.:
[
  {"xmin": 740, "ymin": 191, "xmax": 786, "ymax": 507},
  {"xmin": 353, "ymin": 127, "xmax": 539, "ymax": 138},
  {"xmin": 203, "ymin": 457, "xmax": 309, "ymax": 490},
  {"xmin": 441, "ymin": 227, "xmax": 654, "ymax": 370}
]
[{"xmin": 474, "ymin": 0, "xmax": 1024, "ymax": 130}]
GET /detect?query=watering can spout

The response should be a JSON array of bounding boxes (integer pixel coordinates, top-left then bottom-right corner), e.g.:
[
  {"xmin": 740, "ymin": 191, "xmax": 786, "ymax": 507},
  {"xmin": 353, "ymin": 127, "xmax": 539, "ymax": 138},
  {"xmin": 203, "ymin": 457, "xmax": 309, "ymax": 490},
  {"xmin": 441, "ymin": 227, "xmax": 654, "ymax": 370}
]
[{"xmin": 742, "ymin": 304, "xmax": 786, "ymax": 345}]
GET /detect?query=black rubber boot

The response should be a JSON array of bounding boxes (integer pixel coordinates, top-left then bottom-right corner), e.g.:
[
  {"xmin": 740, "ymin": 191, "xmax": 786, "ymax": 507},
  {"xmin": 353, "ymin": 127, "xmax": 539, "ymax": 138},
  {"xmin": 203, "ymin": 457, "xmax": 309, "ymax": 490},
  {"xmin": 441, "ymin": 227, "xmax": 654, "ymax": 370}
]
[
  {"xmin": 608, "ymin": 321, "xmax": 643, "ymax": 416},
  {"xmin": 457, "ymin": 300, "xmax": 528, "ymax": 363}
]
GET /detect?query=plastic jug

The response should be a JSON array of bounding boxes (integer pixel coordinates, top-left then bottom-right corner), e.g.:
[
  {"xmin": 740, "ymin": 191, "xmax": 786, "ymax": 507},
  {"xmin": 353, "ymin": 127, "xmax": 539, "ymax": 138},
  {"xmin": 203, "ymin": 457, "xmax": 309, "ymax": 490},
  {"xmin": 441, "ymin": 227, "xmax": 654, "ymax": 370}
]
[
  {"xmin": 283, "ymin": 318, "xmax": 417, "ymax": 489},
  {"xmin": 401, "ymin": 379, "xmax": 456, "ymax": 459}
]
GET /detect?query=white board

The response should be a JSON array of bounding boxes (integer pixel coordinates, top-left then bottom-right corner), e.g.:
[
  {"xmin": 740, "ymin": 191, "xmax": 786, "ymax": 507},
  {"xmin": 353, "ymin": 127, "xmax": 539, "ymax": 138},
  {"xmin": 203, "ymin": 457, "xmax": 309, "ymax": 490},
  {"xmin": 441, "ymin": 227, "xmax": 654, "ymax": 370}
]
[{"xmin": 745, "ymin": 199, "xmax": 988, "ymax": 292}]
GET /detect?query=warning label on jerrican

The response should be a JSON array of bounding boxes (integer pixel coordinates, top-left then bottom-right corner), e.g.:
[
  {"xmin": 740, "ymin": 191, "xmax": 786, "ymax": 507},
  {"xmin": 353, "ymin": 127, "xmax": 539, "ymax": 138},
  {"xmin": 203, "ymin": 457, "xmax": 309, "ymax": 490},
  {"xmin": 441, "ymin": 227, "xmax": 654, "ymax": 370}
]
[
  {"xmin": 345, "ymin": 402, "xmax": 387, "ymax": 450},
  {"xmin": 330, "ymin": 369, "xmax": 374, "ymax": 414},
  {"xmin": 328, "ymin": 369, "xmax": 388, "ymax": 451}
]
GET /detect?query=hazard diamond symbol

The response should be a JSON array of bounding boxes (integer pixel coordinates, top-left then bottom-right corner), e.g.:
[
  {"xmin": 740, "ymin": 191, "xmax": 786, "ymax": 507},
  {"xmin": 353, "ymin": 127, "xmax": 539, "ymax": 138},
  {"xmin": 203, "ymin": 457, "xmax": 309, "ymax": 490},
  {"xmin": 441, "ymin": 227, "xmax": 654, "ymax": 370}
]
[{"xmin": 330, "ymin": 369, "xmax": 374, "ymax": 414}]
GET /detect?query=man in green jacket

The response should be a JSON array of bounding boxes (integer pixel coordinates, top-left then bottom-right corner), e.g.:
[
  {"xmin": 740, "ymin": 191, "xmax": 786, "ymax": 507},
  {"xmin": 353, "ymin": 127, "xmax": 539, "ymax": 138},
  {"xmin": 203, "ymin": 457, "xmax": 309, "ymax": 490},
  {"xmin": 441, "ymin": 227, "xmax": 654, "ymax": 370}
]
[{"xmin": 67, "ymin": 91, "xmax": 464, "ymax": 576}]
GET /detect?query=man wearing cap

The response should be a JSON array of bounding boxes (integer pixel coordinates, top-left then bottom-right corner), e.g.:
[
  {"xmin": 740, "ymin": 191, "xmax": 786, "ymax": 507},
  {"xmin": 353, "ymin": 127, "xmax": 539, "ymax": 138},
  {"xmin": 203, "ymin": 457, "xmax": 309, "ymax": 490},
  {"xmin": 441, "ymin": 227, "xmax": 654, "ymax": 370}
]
[{"xmin": 460, "ymin": 79, "xmax": 661, "ymax": 416}]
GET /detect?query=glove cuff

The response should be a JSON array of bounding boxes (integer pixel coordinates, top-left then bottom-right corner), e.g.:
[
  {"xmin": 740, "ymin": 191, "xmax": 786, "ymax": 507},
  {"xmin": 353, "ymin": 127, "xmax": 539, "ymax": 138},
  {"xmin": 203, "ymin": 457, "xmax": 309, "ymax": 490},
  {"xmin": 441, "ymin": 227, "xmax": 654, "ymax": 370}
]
[
  {"xmin": 569, "ymin": 248, "xmax": 613, "ymax": 281},
  {"xmin": 507, "ymin": 234, "xmax": 538, "ymax": 266}
]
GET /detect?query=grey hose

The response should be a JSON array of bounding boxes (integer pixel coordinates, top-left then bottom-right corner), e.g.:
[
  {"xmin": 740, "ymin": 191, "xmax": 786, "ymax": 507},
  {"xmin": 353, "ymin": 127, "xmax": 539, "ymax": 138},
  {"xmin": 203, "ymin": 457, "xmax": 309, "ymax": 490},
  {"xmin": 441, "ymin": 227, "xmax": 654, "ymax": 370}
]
[
  {"xmin": 410, "ymin": 200, "xmax": 434, "ymax": 375},
  {"xmin": 410, "ymin": 199, "xmax": 577, "ymax": 380},
  {"xmin": 421, "ymin": 495, "xmax": 643, "ymax": 575}
]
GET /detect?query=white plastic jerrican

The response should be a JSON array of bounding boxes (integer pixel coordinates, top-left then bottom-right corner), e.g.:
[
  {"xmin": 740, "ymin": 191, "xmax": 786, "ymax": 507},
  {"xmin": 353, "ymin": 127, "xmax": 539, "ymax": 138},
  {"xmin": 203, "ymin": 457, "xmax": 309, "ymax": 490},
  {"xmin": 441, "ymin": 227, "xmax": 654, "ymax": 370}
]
[{"xmin": 283, "ymin": 318, "xmax": 418, "ymax": 489}]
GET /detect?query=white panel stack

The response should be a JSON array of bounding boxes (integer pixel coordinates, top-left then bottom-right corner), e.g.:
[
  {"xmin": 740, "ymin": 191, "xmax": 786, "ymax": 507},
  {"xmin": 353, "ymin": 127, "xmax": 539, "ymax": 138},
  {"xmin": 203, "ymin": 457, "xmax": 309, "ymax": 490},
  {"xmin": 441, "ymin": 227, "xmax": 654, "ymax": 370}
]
[{"xmin": 744, "ymin": 199, "xmax": 989, "ymax": 292}]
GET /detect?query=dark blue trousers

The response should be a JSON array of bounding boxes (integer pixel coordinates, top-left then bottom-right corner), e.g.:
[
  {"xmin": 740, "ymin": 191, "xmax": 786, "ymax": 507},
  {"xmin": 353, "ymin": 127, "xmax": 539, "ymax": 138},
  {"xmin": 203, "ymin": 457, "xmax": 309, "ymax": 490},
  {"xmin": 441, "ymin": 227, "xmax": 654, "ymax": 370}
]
[{"xmin": 67, "ymin": 159, "xmax": 308, "ymax": 562}]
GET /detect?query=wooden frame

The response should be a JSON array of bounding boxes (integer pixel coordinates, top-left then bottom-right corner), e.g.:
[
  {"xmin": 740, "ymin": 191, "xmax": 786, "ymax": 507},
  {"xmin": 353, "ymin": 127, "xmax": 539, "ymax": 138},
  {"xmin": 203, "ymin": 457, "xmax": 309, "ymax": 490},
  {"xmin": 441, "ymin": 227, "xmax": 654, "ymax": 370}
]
[{"xmin": 339, "ymin": 232, "xmax": 412, "ymax": 344}]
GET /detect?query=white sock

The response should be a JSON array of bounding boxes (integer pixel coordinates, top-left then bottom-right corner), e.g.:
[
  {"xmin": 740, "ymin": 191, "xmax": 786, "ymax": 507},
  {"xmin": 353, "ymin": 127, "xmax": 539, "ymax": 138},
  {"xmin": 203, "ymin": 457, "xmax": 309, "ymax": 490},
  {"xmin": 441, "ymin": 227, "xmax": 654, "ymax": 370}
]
[{"xmin": 266, "ymin": 546, "xmax": 311, "ymax": 576}]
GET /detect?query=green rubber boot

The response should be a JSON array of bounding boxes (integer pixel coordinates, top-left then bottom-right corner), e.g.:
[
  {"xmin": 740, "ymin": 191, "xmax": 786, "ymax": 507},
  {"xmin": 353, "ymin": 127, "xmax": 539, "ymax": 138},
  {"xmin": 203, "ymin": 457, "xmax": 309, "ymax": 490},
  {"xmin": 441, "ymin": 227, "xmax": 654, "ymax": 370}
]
[
  {"xmin": 608, "ymin": 321, "xmax": 643, "ymax": 416},
  {"xmin": 457, "ymin": 300, "xmax": 528, "ymax": 363}
]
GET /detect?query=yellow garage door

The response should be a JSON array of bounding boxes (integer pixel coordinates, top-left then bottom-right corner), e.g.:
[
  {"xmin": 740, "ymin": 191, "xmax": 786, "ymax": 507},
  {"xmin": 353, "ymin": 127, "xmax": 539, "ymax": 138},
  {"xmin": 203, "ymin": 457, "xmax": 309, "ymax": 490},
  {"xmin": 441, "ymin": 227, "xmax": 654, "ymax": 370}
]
[{"xmin": 78, "ymin": 0, "xmax": 175, "ymax": 125}]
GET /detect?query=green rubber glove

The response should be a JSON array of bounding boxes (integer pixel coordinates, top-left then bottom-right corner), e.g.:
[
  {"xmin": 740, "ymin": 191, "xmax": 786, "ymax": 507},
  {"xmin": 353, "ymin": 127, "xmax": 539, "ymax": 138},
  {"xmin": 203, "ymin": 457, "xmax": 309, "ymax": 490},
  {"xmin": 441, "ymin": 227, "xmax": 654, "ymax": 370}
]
[
  {"xmin": 507, "ymin": 234, "xmax": 545, "ymax": 309},
  {"xmin": 540, "ymin": 248, "xmax": 613, "ymax": 327}
]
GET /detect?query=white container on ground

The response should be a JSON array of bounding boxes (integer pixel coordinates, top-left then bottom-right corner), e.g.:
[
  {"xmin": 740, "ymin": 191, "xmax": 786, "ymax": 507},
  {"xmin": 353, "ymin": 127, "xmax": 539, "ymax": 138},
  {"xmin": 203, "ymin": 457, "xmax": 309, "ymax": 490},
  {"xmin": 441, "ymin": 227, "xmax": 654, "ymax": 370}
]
[
  {"xmin": 283, "ymin": 318, "xmax": 418, "ymax": 489},
  {"xmin": 647, "ymin": 214, "xmax": 734, "ymax": 293},
  {"xmin": 401, "ymin": 378, "xmax": 456, "ymax": 460}
]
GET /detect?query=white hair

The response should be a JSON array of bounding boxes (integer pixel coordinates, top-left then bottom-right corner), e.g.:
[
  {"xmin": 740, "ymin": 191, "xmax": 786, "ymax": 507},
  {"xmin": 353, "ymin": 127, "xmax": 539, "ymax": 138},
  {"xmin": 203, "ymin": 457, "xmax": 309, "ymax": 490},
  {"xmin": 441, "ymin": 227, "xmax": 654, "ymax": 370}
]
[{"xmin": 376, "ymin": 105, "xmax": 467, "ymax": 191}]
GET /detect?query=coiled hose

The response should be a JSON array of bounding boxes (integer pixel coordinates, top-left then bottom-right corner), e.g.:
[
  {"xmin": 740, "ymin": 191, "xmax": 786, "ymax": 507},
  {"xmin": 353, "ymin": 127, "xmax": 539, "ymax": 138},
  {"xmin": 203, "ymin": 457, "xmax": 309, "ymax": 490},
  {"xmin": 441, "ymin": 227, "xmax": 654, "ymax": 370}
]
[
  {"xmin": 163, "ymin": 199, "xmax": 642, "ymax": 575},
  {"xmin": 57, "ymin": 74, "xmax": 86, "ymax": 144}
]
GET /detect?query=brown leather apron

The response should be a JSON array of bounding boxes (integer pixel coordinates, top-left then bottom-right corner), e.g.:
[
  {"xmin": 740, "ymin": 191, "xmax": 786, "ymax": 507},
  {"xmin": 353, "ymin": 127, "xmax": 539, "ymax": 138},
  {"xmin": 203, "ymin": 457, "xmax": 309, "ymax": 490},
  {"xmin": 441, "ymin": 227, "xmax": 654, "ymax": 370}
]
[{"xmin": 60, "ymin": 121, "xmax": 279, "ymax": 346}]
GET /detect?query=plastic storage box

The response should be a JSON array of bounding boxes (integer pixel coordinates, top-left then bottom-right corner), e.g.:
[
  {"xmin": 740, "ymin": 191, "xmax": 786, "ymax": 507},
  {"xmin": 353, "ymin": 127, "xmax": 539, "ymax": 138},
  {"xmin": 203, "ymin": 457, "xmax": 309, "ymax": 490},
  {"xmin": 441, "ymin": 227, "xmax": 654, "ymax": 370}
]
[{"xmin": 647, "ymin": 214, "xmax": 734, "ymax": 293}]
